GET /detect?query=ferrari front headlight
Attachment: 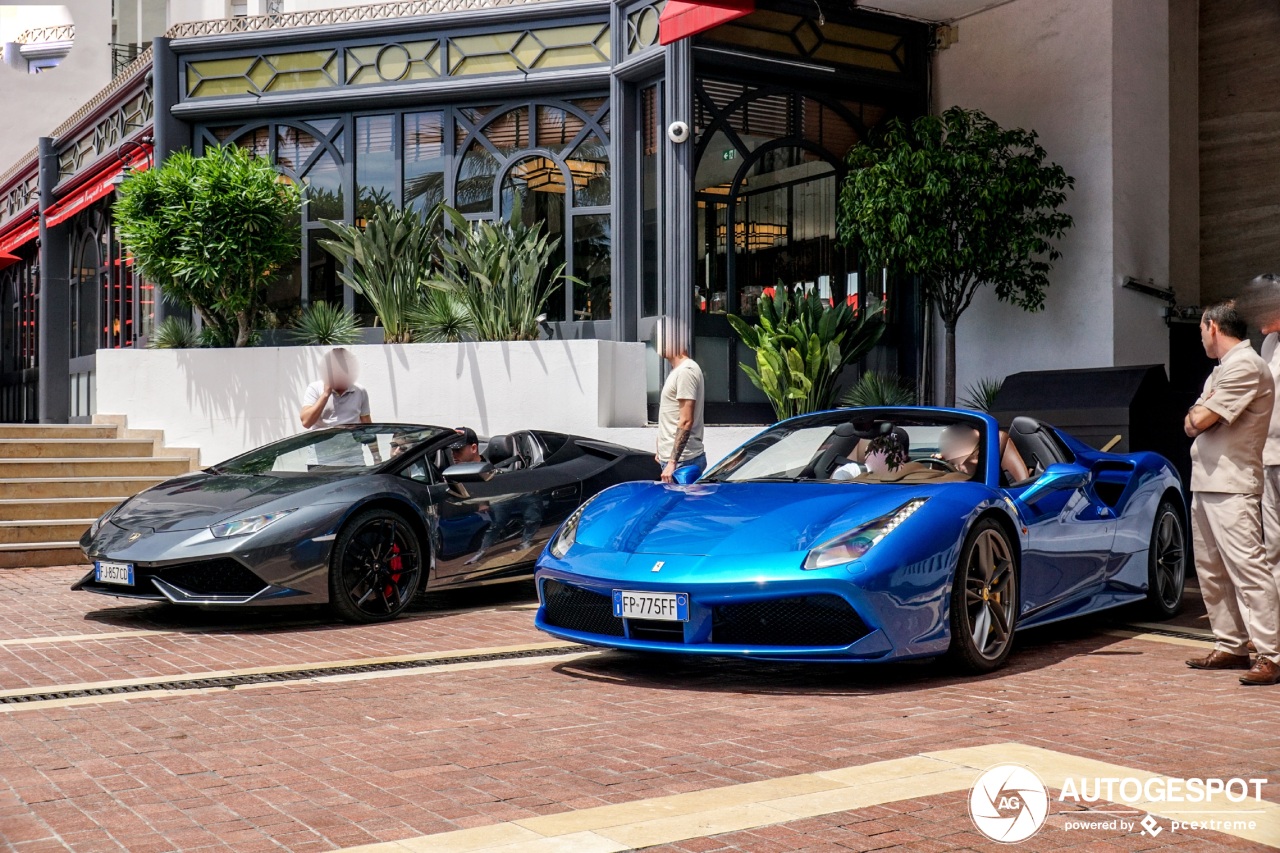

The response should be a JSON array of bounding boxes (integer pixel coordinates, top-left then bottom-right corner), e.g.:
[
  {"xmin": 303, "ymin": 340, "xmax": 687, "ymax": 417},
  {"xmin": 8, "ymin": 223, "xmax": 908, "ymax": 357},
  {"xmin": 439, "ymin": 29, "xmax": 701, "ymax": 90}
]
[
  {"xmin": 211, "ymin": 509, "xmax": 295, "ymax": 539},
  {"xmin": 549, "ymin": 497, "xmax": 599, "ymax": 559},
  {"xmin": 803, "ymin": 499, "xmax": 928, "ymax": 570}
]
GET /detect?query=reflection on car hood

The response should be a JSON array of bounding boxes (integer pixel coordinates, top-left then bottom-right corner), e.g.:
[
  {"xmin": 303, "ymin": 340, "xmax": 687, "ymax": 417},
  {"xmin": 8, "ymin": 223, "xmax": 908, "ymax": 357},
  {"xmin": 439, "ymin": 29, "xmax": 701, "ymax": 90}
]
[
  {"xmin": 576, "ymin": 481, "xmax": 932, "ymax": 557},
  {"xmin": 108, "ymin": 471, "xmax": 346, "ymax": 532}
]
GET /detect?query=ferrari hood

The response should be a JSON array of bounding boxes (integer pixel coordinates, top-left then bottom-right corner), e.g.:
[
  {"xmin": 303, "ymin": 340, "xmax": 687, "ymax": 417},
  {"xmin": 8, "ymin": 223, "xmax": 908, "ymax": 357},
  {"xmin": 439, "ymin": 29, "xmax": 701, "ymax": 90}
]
[
  {"xmin": 575, "ymin": 481, "xmax": 929, "ymax": 557},
  {"xmin": 108, "ymin": 472, "xmax": 341, "ymax": 533}
]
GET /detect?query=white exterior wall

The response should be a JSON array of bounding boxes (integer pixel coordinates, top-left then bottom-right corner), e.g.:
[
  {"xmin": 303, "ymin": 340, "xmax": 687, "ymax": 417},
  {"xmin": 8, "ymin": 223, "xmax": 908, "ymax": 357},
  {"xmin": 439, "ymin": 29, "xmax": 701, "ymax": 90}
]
[
  {"xmin": 0, "ymin": 0, "xmax": 111, "ymax": 169},
  {"xmin": 95, "ymin": 341, "xmax": 656, "ymax": 467},
  {"xmin": 931, "ymin": 0, "xmax": 1171, "ymax": 400}
]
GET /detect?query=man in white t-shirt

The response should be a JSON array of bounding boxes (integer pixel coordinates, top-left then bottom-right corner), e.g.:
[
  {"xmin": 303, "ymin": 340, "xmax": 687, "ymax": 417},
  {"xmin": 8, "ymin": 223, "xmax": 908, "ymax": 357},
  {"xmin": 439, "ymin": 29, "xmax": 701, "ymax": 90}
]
[
  {"xmin": 299, "ymin": 348, "xmax": 372, "ymax": 430},
  {"xmin": 656, "ymin": 338, "xmax": 706, "ymax": 484}
]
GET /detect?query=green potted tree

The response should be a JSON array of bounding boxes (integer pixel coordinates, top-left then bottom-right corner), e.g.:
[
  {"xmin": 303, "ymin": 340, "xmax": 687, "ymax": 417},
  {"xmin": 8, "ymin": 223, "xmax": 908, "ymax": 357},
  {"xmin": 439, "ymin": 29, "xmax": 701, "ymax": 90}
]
[
  {"xmin": 114, "ymin": 144, "xmax": 302, "ymax": 347},
  {"xmin": 837, "ymin": 106, "xmax": 1074, "ymax": 406}
]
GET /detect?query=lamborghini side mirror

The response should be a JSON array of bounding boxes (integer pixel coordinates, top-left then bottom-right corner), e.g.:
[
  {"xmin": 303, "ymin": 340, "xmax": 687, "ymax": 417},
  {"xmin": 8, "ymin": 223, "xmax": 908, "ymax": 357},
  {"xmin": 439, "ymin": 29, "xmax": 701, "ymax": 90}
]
[{"xmin": 443, "ymin": 461, "xmax": 494, "ymax": 483}]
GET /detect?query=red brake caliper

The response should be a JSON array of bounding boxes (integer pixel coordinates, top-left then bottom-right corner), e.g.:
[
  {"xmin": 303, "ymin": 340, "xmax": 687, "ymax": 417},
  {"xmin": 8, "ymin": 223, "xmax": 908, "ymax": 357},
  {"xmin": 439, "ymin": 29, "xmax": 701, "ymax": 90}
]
[{"xmin": 386, "ymin": 543, "xmax": 403, "ymax": 598}]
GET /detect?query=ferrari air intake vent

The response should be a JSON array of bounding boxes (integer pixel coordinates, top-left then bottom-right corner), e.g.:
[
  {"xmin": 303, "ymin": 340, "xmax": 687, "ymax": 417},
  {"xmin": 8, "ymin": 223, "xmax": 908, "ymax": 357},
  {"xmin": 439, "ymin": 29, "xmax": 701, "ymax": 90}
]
[
  {"xmin": 159, "ymin": 560, "xmax": 268, "ymax": 596},
  {"xmin": 541, "ymin": 579, "xmax": 625, "ymax": 637},
  {"xmin": 712, "ymin": 595, "xmax": 868, "ymax": 647}
]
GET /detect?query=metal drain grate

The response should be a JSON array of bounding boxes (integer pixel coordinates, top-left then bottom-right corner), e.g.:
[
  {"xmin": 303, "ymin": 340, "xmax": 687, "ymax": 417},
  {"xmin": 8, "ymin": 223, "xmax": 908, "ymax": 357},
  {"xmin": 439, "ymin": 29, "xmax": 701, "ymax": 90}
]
[{"xmin": 0, "ymin": 644, "xmax": 585, "ymax": 705}]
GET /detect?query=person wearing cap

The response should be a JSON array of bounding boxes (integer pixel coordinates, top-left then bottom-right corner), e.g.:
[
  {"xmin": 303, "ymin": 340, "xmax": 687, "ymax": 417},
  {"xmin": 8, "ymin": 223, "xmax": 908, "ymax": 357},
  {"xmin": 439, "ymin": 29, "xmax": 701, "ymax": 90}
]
[
  {"xmin": 300, "ymin": 348, "xmax": 372, "ymax": 430},
  {"xmin": 450, "ymin": 427, "xmax": 483, "ymax": 465}
]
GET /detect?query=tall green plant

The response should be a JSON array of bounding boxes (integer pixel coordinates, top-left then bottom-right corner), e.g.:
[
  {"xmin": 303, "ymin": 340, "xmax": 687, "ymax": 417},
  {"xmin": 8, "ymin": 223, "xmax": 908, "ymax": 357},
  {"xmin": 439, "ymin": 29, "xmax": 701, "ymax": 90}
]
[
  {"xmin": 838, "ymin": 106, "xmax": 1074, "ymax": 406},
  {"xmin": 408, "ymin": 288, "xmax": 475, "ymax": 343},
  {"xmin": 318, "ymin": 203, "xmax": 442, "ymax": 343},
  {"xmin": 959, "ymin": 377, "xmax": 1004, "ymax": 413},
  {"xmin": 429, "ymin": 203, "xmax": 569, "ymax": 342},
  {"xmin": 114, "ymin": 145, "xmax": 302, "ymax": 347},
  {"xmin": 728, "ymin": 287, "xmax": 886, "ymax": 421}
]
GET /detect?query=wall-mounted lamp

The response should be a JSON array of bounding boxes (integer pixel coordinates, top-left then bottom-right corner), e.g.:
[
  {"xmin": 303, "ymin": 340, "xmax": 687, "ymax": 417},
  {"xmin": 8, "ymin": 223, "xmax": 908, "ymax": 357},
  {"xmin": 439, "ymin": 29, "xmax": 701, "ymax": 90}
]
[{"xmin": 1123, "ymin": 276, "xmax": 1175, "ymax": 303}]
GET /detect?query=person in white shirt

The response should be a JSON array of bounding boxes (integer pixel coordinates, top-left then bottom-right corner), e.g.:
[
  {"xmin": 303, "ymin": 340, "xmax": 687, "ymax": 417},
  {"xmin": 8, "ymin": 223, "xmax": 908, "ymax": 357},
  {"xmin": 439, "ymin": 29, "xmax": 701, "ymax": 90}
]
[
  {"xmin": 299, "ymin": 348, "xmax": 372, "ymax": 430},
  {"xmin": 656, "ymin": 338, "xmax": 706, "ymax": 484},
  {"xmin": 1246, "ymin": 274, "xmax": 1280, "ymax": 590}
]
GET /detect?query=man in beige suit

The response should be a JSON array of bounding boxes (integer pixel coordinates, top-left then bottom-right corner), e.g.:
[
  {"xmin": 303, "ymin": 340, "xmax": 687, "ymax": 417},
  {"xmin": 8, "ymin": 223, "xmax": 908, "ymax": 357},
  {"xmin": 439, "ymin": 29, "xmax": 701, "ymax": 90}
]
[
  {"xmin": 1184, "ymin": 300, "xmax": 1280, "ymax": 685},
  {"xmin": 1244, "ymin": 274, "xmax": 1280, "ymax": 614}
]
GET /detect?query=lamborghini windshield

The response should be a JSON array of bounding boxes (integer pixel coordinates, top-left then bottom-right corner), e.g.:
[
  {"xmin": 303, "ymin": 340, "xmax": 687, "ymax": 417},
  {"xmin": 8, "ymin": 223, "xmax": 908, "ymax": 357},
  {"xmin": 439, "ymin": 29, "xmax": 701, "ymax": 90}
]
[
  {"xmin": 704, "ymin": 411, "xmax": 988, "ymax": 484},
  {"xmin": 212, "ymin": 425, "xmax": 448, "ymax": 475}
]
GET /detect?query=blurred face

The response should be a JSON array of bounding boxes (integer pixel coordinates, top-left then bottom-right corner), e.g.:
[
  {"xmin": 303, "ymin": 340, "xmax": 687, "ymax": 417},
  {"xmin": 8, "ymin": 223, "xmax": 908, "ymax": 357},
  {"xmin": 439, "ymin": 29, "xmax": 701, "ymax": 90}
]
[
  {"xmin": 325, "ymin": 354, "xmax": 355, "ymax": 393},
  {"xmin": 939, "ymin": 426, "xmax": 980, "ymax": 474}
]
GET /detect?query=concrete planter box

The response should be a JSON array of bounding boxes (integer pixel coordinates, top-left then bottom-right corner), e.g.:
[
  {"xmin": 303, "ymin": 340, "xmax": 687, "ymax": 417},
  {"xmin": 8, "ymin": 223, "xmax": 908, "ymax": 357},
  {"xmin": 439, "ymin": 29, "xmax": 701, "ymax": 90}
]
[{"xmin": 96, "ymin": 340, "xmax": 647, "ymax": 466}]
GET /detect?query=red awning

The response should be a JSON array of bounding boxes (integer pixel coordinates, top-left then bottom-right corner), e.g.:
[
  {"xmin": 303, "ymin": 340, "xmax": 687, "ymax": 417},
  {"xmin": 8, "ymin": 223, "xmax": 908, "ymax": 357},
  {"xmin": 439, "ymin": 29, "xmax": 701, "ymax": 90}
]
[
  {"xmin": 0, "ymin": 252, "xmax": 19, "ymax": 271},
  {"xmin": 43, "ymin": 148, "xmax": 151, "ymax": 229},
  {"xmin": 0, "ymin": 218, "xmax": 38, "ymax": 256},
  {"xmin": 659, "ymin": 0, "xmax": 754, "ymax": 45}
]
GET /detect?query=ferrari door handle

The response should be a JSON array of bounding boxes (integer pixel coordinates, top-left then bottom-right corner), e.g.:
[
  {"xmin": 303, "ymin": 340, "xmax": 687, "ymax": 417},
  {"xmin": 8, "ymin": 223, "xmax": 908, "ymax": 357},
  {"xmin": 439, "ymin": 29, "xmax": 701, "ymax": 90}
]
[{"xmin": 551, "ymin": 487, "xmax": 577, "ymax": 499}]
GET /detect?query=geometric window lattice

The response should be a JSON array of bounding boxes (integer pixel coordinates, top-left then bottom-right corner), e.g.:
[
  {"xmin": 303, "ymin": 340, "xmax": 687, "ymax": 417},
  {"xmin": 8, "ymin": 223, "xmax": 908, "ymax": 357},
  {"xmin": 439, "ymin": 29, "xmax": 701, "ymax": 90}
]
[
  {"xmin": 346, "ymin": 40, "xmax": 442, "ymax": 85},
  {"xmin": 185, "ymin": 49, "xmax": 340, "ymax": 99},
  {"xmin": 448, "ymin": 22, "xmax": 610, "ymax": 76},
  {"xmin": 626, "ymin": 1, "xmax": 665, "ymax": 55},
  {"xmin": 57, "ymin": 87, "xmax": 154, "ymax": 182},
  {"xmin": 699, "ymin": 10, "xmax": 908, "ymax": 74},
  {"xmin": 1, "ymin": 174, "xmax": 38, "ymax": 229}
]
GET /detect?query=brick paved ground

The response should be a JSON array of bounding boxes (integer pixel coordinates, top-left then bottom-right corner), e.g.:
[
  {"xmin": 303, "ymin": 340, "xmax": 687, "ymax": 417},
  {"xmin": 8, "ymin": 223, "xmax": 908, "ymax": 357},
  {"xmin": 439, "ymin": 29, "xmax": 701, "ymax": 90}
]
[{"xmin": 0, "ymin": 565, "xmax": 1277, "ymax": 852}]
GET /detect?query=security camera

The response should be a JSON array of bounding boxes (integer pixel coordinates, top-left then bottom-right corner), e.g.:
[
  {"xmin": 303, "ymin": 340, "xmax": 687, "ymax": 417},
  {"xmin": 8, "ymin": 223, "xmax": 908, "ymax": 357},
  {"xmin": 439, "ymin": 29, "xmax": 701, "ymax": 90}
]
[{"xmin": 667, "ymin": 120, "xmax": 690, "ymax": 144}]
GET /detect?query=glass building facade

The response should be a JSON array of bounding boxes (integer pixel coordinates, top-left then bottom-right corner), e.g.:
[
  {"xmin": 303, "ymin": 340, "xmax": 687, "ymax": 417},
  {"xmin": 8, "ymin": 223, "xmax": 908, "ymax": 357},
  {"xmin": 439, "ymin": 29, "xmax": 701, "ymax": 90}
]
[{"xmin": 0, "ymin": 0, "xmax": 929, "ymax": 424}]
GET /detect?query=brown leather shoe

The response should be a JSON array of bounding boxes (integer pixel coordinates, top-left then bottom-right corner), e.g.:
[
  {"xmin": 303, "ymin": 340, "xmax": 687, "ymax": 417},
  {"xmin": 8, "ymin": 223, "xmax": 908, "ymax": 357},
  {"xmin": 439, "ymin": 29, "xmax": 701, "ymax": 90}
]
[
  {"xmin": 1240, "ymin": 658, "xmax": 1280, "ymax": 685},
  {"xmin": 1247, "ymin": 640, "xmax": 1257, "ymax": 654},
  {"xmin": 1186, "ymin": 650, "xmax": 1252, "ymax": 670}
]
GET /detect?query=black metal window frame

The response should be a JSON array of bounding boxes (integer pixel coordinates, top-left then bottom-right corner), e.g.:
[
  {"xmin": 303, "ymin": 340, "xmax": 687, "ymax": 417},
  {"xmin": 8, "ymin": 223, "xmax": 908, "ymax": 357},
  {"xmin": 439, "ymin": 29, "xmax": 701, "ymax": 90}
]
[
  {"xmin": 196, "ymin": 91, "xmax": 612, "ymax": 328},
  {"xmin": 0, "ymin": 246, "xmax": 39, "ymax": 423}
]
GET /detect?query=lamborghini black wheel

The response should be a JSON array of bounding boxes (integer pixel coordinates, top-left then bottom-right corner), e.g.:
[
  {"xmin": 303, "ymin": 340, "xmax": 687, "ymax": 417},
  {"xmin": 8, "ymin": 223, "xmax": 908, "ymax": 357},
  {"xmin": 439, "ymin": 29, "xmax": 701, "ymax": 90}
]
[
  {"xmin": 947, "ymin": 518, "xmax": 1018, "ymax": 673},
  {"xmin": 1145, "ymin": 499, "xmax": 1186, "ymax": 619},
  {"xmin": 329, "ymin": 508, "xmax": 423, "ymax": 624}
]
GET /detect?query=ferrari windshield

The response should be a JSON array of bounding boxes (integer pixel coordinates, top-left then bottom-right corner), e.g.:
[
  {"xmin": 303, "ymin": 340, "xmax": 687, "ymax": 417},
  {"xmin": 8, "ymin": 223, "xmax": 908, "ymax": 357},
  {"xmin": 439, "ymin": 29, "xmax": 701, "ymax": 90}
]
[
  {"xmin": 213, "ymin": 425, "xmax": 446, "ymax": 475},
  {"xmin": 704, "ymin": 411, "xmax": 988, "ymax": 484}
]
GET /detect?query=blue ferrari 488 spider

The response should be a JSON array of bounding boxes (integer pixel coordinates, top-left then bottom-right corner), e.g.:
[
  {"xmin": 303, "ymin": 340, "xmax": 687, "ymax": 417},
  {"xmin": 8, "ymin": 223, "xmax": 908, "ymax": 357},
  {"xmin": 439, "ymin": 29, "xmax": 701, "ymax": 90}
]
[{"xmin": 534, "ymin": 407, "xmax": 1187, "ymax": 672}]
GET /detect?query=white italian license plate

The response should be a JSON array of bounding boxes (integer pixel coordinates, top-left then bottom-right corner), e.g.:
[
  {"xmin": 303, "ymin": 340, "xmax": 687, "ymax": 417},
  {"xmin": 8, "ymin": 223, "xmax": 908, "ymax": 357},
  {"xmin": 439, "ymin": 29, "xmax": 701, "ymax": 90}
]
[
  {"xmin": 94, "ymin": 561, "xmax": 134, "ymax": 586},
  {"xmin": 612, "ymin": 590, "xmax": 689, "ymax": 622}
]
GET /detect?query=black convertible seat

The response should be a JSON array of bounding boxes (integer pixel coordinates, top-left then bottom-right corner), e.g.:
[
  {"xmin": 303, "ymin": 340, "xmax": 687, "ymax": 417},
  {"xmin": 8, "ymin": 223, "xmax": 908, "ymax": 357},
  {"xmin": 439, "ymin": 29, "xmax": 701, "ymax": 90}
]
[
  {"xmin": 712, "ymin": 595, "xmax": 869, "ymax": 647},
  {"xmin": 485, "ymin": 434, "xmax": 525, "ymax": 472},
  {"xmin": 541, "ymin": 579, "xmax": 625, "ymax": 637},
  {"xmin": 1009, "ymin": 416, "xmax": 1073, "ymax": 475}
]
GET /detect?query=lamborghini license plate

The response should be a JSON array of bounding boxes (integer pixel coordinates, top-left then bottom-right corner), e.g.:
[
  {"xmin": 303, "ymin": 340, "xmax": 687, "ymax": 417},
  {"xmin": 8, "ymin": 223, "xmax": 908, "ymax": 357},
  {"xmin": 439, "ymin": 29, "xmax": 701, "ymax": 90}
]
[
  {"xmin": 94, "ymin": 561, "xmax": 134, "ymax": 586},
  {"xmin": 612, "ymin": 590, "xmax": 689, "ymax": 621}
]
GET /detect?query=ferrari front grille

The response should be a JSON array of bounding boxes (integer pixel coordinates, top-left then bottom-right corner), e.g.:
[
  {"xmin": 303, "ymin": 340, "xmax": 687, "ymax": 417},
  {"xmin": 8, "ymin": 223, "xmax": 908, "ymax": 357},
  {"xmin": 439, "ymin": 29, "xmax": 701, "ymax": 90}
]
[
  {"xmin": 541, "ymin": 579, "xmax": 625, "ymax": 637},
  {"xmin": 712, "ymin": 595, "xmax": 869, "ymax": 647},
  {"xmin": 158, "ymin": 559, "xmax": 268, "ymax": 596}
]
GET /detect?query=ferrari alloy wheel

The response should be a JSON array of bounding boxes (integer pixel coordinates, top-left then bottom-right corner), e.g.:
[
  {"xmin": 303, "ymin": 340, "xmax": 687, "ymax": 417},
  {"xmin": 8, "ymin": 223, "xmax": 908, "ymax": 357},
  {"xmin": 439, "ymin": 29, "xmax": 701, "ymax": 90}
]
[
  {"xmin": 1145, "ymin": 500, "xmax": 1186, "ymax": 619},
  {"xmin": 948, "ymin": 519, "xmax": 1018, "ymax": 673},
  {"xmin": 329, "ymin": 508, "xmax": 423, "ymax": 623}
]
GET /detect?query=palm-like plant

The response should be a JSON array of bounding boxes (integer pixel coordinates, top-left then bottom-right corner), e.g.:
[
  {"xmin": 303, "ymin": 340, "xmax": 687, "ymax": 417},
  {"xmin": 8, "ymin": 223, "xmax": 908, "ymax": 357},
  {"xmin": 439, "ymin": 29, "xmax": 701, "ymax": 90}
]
[
  {"xmin": 959, "ymin": 377, "xmax": 1005, "ymax": 412},
  {"xmin": 291, "ymin": 301, "xmax": 361, "ymax": 346},
  {"xmin": 729, "ymin": 287, "xmax": 887, "ymax": 421},
  {"xmin": 409, "ymin": 288, "xmax": 475, "ymax": 343},
  {"xmin": 318, "ymin": 204, "xmax": 442, "ymax": 343},
  {"xmin": 147, "ymin": 317, "xmax": 200, "ymax": 349},
  {"xmin": 431, "ymin": 202, "xmax": 569, "ymax": 342},
  {"xmin": 841, "ymin": 371, "xmax": 916, "ymax": 408}
]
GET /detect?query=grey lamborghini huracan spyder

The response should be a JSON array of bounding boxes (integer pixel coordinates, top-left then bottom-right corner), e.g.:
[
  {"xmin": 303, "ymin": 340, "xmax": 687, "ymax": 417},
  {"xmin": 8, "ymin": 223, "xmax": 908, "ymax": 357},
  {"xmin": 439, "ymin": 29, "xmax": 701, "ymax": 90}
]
[{"xmin": 75, "ymin": 424, "xmax": 660, "ymax": 622}]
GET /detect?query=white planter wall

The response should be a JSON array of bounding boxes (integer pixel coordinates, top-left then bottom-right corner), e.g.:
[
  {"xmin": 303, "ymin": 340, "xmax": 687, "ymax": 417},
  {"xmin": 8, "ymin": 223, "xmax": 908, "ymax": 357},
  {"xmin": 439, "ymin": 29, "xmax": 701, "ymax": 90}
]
[{"xmin": 96, "ymin": 340, "xmax": 653, "ymax": 466}]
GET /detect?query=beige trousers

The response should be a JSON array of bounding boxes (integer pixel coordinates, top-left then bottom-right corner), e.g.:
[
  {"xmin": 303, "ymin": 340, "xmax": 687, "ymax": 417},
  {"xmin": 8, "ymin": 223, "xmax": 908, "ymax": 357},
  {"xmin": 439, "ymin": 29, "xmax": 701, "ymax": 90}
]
[
  {"xmin": 1191, "ymin": 492, "xmax": 1280, "ymax": 661},
  {"xmin": 1261, "ymin": 466, "xmax": 1280, "ymax": 588}
]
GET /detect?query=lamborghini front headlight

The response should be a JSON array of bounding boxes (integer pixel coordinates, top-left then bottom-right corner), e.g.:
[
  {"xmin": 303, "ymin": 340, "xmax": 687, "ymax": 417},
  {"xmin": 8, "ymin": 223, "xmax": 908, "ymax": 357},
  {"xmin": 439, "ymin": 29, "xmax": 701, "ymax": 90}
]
[
  {"xmin": 211, "ymin": 509, "xmax": 295, "ymax": 539},
  {"xmin": 803, "ymin": 499, "xmax": 928, "ymax": 570}
]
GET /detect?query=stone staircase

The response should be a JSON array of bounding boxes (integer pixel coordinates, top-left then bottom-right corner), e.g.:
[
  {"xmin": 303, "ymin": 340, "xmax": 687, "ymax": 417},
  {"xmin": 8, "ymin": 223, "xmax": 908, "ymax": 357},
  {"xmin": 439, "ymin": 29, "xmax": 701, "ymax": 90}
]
[{"xmin": 0, "ymin": 423, "xmax": 199, "ymax": 569}]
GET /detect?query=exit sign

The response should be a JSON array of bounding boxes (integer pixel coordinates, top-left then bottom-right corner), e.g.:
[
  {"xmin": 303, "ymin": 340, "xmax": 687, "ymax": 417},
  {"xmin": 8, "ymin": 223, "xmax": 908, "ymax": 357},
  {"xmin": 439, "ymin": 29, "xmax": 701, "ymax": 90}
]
[{"xmin": 722, "ymin": 149, "xmax": 737, "ymax": 161}]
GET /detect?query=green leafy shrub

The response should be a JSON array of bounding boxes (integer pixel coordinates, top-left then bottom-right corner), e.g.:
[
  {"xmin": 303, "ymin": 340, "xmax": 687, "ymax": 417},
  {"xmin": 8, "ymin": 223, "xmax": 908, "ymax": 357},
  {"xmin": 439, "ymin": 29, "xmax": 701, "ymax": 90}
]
[
  {"xmin": 959, "ymin": 377, "xmax": 1004, "ymax": 412},
  {"xmin": 147, "ymin": 317, "xmax": 200, "ymax": 349},
  {"xmin": 115, "ymin": 144, "xmax": 302, "ymax": 347}
]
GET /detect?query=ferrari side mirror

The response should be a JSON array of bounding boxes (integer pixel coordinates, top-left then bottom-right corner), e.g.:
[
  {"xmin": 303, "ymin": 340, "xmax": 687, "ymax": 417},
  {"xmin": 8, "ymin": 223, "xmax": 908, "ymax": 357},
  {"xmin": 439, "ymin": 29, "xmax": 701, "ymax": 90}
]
[
  {"xmin": 1020, "ymin": 463, "xmax": 1090, "ymax": 505},
  {"xmin": 443, "ymin": 461, "xmax": 495, "ymax": 483}
]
